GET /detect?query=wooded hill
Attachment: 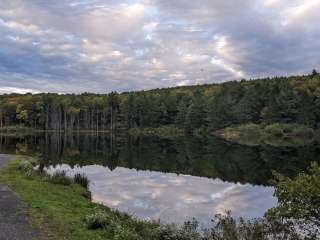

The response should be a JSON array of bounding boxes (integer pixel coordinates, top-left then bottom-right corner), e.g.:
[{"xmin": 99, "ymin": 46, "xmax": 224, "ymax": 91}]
[{"xmin": 1, "ymin": 70, "xmax": 320, "ymax": 132}]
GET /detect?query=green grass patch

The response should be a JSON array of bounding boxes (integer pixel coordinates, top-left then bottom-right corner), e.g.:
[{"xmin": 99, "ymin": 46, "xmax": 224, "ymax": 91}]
[{"xmin": 0, "ymin": 158, "xmax": 156, "ymax": 240}]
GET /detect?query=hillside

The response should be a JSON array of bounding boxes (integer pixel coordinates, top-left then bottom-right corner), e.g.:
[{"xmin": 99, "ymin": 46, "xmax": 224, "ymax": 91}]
[{"xmin": 1, "ymin": 71, "xmax": 320, "ymax": 133}]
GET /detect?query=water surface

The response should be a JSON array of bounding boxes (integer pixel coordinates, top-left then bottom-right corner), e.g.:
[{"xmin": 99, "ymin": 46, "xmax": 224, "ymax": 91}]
[
  {"xmin": 1, "ymin": 132, "xmax": 318, "ymax": 226},
  {"xmin": 47, "ymin": 164, "xmax": 276, "ymax": 226}
]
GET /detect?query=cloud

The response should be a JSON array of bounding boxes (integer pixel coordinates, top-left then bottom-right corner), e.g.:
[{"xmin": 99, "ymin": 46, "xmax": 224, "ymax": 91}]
[
  {"xmin": 0, "ymin": 86, "xmax": 39, "ymax": 94},
  {"xmin": 48, "ymin": 164, "xmax": 277, "ymax": 226},
  {"xmin": 0, "ymin": 0, "xmax": 319, "ymax": 93},
  {"xmin": 282, "ymin": 0, "xmax": 320, "ymax": 29}
]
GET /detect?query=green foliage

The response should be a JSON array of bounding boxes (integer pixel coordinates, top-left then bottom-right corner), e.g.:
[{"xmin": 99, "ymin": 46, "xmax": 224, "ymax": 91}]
[
  {"xmin": 268, "ymin": 163, "xmax": 320, "ymax": 239},
  {"xmin": 18, "ymin": 160, "xmax": 34, "ymax": 172},
  {"xmin": 207, "ymin": 212, "xmax": 299, "ymax": 240},
  {"xmin": 113, "ymin": 226, "xmax": 142, "ymax": 240},
  {"xmin": 45, "ymin": 170, "xmax": 72, "ymax": 186},
  {"xmin": 175, "ymin": 100, "xmax": 188, "ymax": 128},
  {"xmin": 1, "ymin": 72, "xmax": 320, "ymax": 134},
  {"xmin": 150, "ymin": 219, "xmax": 201, "ymax": 240},
  {"xmin": 264, "ymin": 123, "xmax": 285, "ymax": 137},
  {"xmin": 18, "ymin": 160, "xmax": 35, "ymax": 178},
  {"xmin": 84, "ymin": 211, "xmax": 112, "ymax": 230}
]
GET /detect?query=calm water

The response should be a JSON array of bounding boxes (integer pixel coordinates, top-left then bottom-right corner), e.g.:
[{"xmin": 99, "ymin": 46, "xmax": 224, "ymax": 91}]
[{"xmin": 1, "ymin": 133, "xmax": 319, "ymax": 226}]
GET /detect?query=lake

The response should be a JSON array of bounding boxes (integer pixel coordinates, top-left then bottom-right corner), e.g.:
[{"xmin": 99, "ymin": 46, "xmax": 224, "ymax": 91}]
[{"xmin": 0, "ymin": 132, "xmax": 318, "ymax": 227}]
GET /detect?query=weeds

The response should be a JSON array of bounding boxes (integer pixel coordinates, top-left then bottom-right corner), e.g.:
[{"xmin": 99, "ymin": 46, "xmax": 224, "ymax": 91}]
[
  {"xmin": 84, "ymin": 211, "xmax": 113, "ymax": 229},
  {"xmin": 74, "ymin": 173, "xmax": 90, "ymax": 189},
  {"xmin": 18, "ymin": 160, "xmax": 35, "ymax": 178},
  {"xmin": 45, "ymin": 170, "xmax": 72, "ymax": 185}
]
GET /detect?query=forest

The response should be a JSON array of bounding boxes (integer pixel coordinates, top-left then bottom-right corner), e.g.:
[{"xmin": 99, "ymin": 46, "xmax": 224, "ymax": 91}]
[{"xmin": 1, "ymin": 70, "xmax": 320, "ymax": 133}]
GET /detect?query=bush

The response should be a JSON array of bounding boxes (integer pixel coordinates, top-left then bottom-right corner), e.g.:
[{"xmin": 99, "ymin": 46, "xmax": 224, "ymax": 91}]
[
  {"xmin": 151, "ymin": 225, "xmax": 180, "ymax": 240},
  {"xmin": 46, "ymin": 170, "xmax": 72, "ymax": 186},
  {"xmin": 74, "ymin": 173, "xmax": 90, "ymax": 189},
  {"xmin": 18, "ymin": 160, "xmax": 33, "ymax": 172},
  {"xmin": 268, "ymin": 163, "xmax": 320, "ymax": 239},
  {"xmin": 151, "ymin": 219, "xmax": 200, "ymax": 240},
  {"xmin": 18, "ymin": 160, "xmax": 35, "ymax": 178},
  {"xmin": 84, "ymin": 211, "xmax": 113, "ymax": 230},
  {"xmin": 264, "ymin": 124, "xmax": 284, "ymax": 137},
  {"xmin": 113, "ymin": 226, "xmax": 142, "ymax": 240}
]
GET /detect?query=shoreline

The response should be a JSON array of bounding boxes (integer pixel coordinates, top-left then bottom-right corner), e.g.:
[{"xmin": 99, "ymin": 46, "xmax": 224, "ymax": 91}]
[{"xmin": 0, "ymin": 155, "xmax": 316, "ymax": 239}]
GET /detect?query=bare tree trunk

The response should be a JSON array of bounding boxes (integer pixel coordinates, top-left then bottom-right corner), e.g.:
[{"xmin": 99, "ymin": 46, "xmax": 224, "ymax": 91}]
[{"xmin": 64, "ymin": 110, "xmax": 67, "ymax": 132}]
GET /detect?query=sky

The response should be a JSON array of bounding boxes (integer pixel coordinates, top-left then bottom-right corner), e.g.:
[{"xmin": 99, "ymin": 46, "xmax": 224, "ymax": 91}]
[{"xmin": 0, "ymin": 0, "xmax": 319, "ymax": 94}]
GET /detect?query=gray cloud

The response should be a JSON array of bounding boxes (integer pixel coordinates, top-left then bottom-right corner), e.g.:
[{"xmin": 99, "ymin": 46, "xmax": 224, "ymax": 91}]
[{"xmin": 0, "ymin": 0, "xmax": 319, "ymax": 93}]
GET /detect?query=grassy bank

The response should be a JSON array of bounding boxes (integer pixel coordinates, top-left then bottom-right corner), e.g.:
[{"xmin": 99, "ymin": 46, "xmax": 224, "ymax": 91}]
[
  {"xmin": 1, "ymin": 157, "xmax": 319, "ymax": 239},
  {"xmin": 215, "ymin": 123, "xmax": 317, "ymax": 147},
  {"xmin": 0, "ymin": 158, "xmax": 160, "ymax": 240}
]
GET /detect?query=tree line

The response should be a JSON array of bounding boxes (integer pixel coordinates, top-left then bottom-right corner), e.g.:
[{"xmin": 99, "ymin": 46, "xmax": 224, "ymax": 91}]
[{"xmin": 1, "ymin": 70, "xmax": 320, "ymax": 132}]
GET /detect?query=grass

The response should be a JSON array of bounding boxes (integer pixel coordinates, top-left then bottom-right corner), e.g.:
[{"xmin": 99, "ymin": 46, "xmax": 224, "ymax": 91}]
[
  {"xmin": 73, "ymin": 173, "xmax": 90, "ymax": 189},
  {"xmin": 0, "ymin": 158, "xmax": 144, "ymax": 240},
  {"xmin": 0, "ymin": 157, "xmax": 305, "ymax": 240},
  {"xmin": 45, "ymin": 170, "xmax": 73, "ymax": 186}
]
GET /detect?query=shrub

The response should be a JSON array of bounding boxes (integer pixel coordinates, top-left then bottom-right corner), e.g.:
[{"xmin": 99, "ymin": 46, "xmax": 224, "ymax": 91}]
[
  {"xmin": 113, "ymin": 226, "xmax": 142, "ymax": 240},
  {"xmin": 264, "ymin": 124, "xmax": 284, "ymax": 137},
  {"xmin": 18, "ymin": 160, "xmax": 33, "ymax": 172},
  {"xmin": 268, "ymin": 163, "xmax": 320, "ymax": 239},
  {"xmin": 46, "ymin": 170, "xmax": 72, "ymax": 186},
  {"xmin": 84, "ymin": 211, "xmax": 112, "ymax": 230},
  {"xmin": 74, "ymin": 173, "xmax": 90, "ymax": 189},
  {"xmin": 18, "ymin": 160, "xmax": 35, "ymax": 178},
  {"xmin": 151, "ymin": 219, "xmax": 200, "ymax": 240},
  {"xmin": 151, "ymin": 224, "xmax": 181, "ymax": 240}
]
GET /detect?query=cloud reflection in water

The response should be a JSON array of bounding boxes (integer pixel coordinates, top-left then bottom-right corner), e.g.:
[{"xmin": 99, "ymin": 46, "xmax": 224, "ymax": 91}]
[{"xmin": 47, "ymin": 164, "xmax": 277, "ymax": 227}]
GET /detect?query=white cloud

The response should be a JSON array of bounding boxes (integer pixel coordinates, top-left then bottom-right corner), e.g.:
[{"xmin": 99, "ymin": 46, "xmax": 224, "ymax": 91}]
[
  {"xmin": 110, "ymin": 50, "xmax": 123, "ymax": 58},
  {"xmin": 211, "ymin": 57, "xmax": 244, "ymax": 78},
  {"xmin": 0, "ymin": 0, "xmax": 319, "ymax": 93},
  {"xmin": 0, "ymin": 86, "xmax": 40, "ymax": 94},
  {"xmin": 264, "ymin": 0, "xmax": 280, "ymax": 7},
  {"xmin": 0, "ymin": 18, "xmax": 42, "ymax": 35},
  {"xmin": 282, "ymin": 0, "xmax": 320, "ymax": 27},
  {"xmin": 169, "ymin": 72, "xmax": 186, "ymax": 81}
]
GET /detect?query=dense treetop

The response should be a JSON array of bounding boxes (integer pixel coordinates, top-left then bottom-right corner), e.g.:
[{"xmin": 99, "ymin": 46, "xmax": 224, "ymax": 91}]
[{"xmin": 1, "ymin": 71, "xmax": 320, "ymax": 132}]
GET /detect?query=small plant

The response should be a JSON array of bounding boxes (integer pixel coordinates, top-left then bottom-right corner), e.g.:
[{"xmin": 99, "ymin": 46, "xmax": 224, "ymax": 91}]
[
  {"xmin": 74, "ymin": 173, "xmax": 90, "ymax": 189},
  {"xmin": 84, "ymin": 211, "xmax": 112, "ymax": 229},
  {"xmin": 18, "ymin": 160, "xmax": 35, "ymax": 178},
  {"xmin": 18, "ymin": 160, "xmax": 33, "ymax": 172},
  {"xmin": 46, "ymin": 170, "xmax": 72, "ymax": 185},
  {"xmin": 113, "ymin": 226, "xmax": 142, "ymax": 240},
  {"xmin": 151, "ymin": 224, "xmax": 181, "ymax": 240}
]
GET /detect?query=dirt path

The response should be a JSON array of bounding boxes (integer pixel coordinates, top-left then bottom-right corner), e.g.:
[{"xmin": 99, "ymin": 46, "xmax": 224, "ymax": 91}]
[{"xmin": 0, "ymin": 154, "xmax": 40, "ymax": 240}]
